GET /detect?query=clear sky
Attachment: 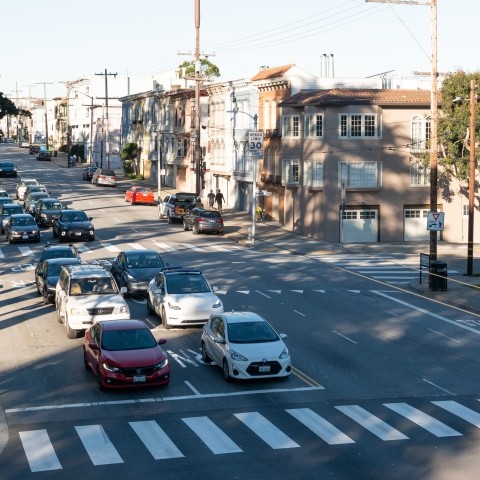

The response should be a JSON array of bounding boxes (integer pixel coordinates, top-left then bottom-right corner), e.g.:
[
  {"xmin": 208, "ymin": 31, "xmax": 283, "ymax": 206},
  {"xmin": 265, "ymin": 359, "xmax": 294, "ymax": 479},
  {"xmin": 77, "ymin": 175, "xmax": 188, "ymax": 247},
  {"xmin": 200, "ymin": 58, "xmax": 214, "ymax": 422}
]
[{"xmin": 0, "ymin": 0, "xmax": 478, "ymax": 98}]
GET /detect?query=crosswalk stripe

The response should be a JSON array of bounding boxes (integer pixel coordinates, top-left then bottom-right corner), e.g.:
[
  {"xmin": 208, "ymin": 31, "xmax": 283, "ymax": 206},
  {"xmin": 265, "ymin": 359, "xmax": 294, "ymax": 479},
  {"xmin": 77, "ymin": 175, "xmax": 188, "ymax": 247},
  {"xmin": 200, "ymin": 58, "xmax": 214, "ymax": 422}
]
[
  {"xmin": 75, "ymin": 425, "xmax": 124, "ymax": 465},
  {"xmin": 128, "ymin": 243, "xmax": 147, "ymax": 250},
  {"xmin": 18, "ymin": 246, "xmax": 34, "ymax": 256},
  {"xmin": 102, "ymin": 243, "xmax": 121, "ymax": 253},
  {"xmin": 129, "ymin": 421, "xmax": 184, "ymax": 459},
  {"xmin": 383, "ymin": 403, "xmax": 462, "ymax": 437},
  {"xmin": 210, "ymin": 245, "xmax": 230, "ymax": 251},
  {"xmin": 153, "ymin": 241, "xmax": 176, "ymax": 252},
  {"xmin": 19, "ymin": 429, "xmax": 62, "ymax": 472},
  {"xmin": 182, "ymin": 416, "xmax": 242, "ymax": 454},
  {"xmin": 234, "ymin": 412, "xmax": 300, "ymax": 449},
  {"xmin": 286, "ymin": 408, "xmax": 355, "ymax": 445},
  {"xmin": 0, "ymin": 249, "xmax": 4, "ymax": 258},
  {"xmin": 335, "ymin": 405, "xmax": 409, "ymax": 441},
  {"xmin": 180, "ymin": 243, "xmax": 207, "ymax": 252},
  {"xmin": 432, "ymin": 400, "xmax": 480, "ymax": 428}
]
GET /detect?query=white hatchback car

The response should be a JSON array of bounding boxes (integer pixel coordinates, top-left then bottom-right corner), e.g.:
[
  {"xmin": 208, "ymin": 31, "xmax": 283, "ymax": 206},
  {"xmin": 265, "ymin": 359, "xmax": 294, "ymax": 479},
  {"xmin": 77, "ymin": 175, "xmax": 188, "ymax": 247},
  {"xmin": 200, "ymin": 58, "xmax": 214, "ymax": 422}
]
[
  {"xmin": 16, "ymin": 178, "xmax": 39, "ymax": 200},
  {"xmin": 146, "ymin": 268, "xmax": 223, "ymax": 329},
  {"xmin": 201, "ymin": 311, "xmax": 291, "ymax": 381}
]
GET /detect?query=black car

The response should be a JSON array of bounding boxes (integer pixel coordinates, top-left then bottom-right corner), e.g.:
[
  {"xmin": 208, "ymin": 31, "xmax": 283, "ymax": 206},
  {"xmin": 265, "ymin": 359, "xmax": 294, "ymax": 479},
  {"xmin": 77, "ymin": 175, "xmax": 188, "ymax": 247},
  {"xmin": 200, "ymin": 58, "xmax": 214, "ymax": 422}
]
[
  {"xmin": 36, "ymin": 150, "xmax": 52, "ymax": 161},
  {"xmin": 35, "ymin": 257, "xmax": 82, "ymax": 304},
  {"xmin": 0, "ymin": 203, "xmax": 24, "ymax": 233},
  {"xmin": 4, "ymin": 213, "xmax": 41, "ymax": 244},
  {"xmin": 52, "ymin": 209, "xmax": 95, "ymax": 242},
  {"xmin": 29, "ymin": 145, "xmax": 41, "ymax": 155},
  {"xmin": 183, "ymin": 208, "xmax": 224, "ymax": 235},
  {"xmin": 110, "ymin": 249, "xmax": 166, "ymax": 296},
  {"xmin": 25, "ymin": 192, "xmax": 50, "ymax": 214},
  {"xmin": 33, "ymin": 198, "xmax": 63, "ymax": 227},
  {"xmin": 35, "ymin": 243, "xmax": 81, "ymax": 277},
  {"xmin": 0, "ymin": 161, "xmax": 18, "ymax": 178},
  {"xmin": 82, "ymin": 166, "xmax": 96, "ymax": 181}
]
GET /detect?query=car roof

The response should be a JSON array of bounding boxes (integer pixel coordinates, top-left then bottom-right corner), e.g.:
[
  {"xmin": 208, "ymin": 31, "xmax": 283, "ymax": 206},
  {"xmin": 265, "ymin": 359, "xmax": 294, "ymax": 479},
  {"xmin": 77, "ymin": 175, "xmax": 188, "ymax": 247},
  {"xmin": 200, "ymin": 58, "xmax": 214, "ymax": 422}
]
[
  {"xmin": 10, "ymin": 213, "xmax": 34, "ymax": 218},
  {"xmin": 99, "ymin": 319, "xmax": 148, "ymax": 331},
  {"xmin": 218, "ymin": 312, "xmax": 266, "ymax": 324},
  {"xmin": 43, "ymin": 258, "xmax": 81, "ymax": 266},
  {"xmin": 43, "ymin": 244, "xmax": 77, "ymax": 251},
  {"xmin": 123, "ymin": 249, "xmax": 160, "ymax": 256},
  {"xmin": 163, "ymin": 268, "xmax": 203, "ymax": 276},
  {"xmin": 63, "ymin": 264, "xmax": 109, "ymax": 278}
]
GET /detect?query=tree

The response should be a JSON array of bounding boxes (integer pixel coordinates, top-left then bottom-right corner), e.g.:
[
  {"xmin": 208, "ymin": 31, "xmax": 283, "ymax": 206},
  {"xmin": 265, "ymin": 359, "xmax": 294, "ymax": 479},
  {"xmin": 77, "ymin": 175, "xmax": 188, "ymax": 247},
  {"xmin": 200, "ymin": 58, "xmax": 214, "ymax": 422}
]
[
  {"xmin": 120, "ymin": 142, "xmax": 139, "ymax": 176},
  {"xmin": 437, "ymin": 71, "xmax": 480, "ymax": 187},
  {"xmin": 0, "ymin": 92, "xmax": 31, "ymax": 120},
  {"xmin": 178, "ymin": 58, "xmax": 220, "ymax": 82}
]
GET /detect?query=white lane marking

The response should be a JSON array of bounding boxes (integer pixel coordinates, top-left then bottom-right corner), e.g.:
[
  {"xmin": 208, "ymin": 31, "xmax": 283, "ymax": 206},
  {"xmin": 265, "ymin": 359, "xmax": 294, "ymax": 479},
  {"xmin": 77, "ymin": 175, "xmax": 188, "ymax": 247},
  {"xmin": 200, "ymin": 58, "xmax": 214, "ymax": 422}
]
[
  {"xmin": 427, "ymin": 328, "xmax": 462, "ymax": 343},
  {"xmin": 314, "ymin": 289, "xmax": 326, "ymax": 293},
  {"xmin": 293, "ymin": 310, "xmax": 306, "ymax": 317},
  {"xmin": 268, "ymin": 290, "xmax": 281, "ymax": 294},
  {"xmin": 210, "ymin": 245, "xmax": 229, "ymax": 251},
  {"xmin": 19, "ymin": 430, "xmax": 62, "ymax": 472},
  {"xmin": 336, "ymin": 405, "xmax": 409, "ymax": 441},
  {"xmin": 255, "ymin": 290, "xmax": 271, "ymax": 298},
  {"xmin": 128, "ymin": 243, "xmax": 147, "ymax": 250},
  {"xmin": 384, "ymin": 403, "xmax": 462, "ymax": 437},
  {"xmin": 291, "ymin": 289, "xmax": 303, "ymax": 293},
  {"xmin": 422, "ymin": 379, "xmax": 455, "ymax": 395},
  {"xmin": 0, "ymin": 249, "xmax": 4, "ymax": 258},
  {"xmin": 102, "ymin": 243, "xmax": 121, "ymax": 253},
  {"xmin": 179, "ymin": 243, "xmax": 206, "ymax": 252},
  {"xmin": 286, "ymin": 408, "xmax": 355, "ymax": 445},
  {"xmin": 182, "ymin": 416, "xmax": 242, "ymax": 454},
  {"xmin": 153, "ymin": 241, "xmax": 176, "ymax": 252},
  {"xmin": 333, "ymin": 330, "xmax": 357, "ymax": 344},
  {"xmin": 185, "ymin": 381, "xmax": 201, "ymax": 395},
  {"xmin": 129, "ymin": 421, "xmax": 184, "ymax": 459},
  {"xmin": 75, "ymin": 425, "xmax": 124, "ymax": 465},
  {"xmin": 18, "ymin": 246, "xmax": 34, "ymax": 256},
  {"xmin": 371, "ymin": 290, "xmax": 480, "ymax": 335},
  {"xmin": 433, "ymin": 400, "xmax": 480, "ymax": 428},
  {"xmin": 235, "ymin": 412, "xmax": 299, "ymax": 449},
  {"xmin": 237, "ymin": 290, "xmax": 250, "ymax": 294}
]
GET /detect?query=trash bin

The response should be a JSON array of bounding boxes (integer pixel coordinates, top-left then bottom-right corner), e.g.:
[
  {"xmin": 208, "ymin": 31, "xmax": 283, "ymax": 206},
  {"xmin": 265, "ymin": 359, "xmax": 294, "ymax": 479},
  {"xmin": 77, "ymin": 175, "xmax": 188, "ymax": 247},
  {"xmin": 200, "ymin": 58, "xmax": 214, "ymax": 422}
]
[{"xmin": 429, "ymin": 260, "xmax": 448, "ymax": 291}]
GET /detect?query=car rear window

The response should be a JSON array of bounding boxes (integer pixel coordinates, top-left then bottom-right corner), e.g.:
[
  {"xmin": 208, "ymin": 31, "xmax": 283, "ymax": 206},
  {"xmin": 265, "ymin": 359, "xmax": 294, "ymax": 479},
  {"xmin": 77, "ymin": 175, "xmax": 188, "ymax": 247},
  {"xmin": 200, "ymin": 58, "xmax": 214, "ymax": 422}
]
[{"xmin": 101, "ymin": 170, "xmax": 115, "ymax": 176}]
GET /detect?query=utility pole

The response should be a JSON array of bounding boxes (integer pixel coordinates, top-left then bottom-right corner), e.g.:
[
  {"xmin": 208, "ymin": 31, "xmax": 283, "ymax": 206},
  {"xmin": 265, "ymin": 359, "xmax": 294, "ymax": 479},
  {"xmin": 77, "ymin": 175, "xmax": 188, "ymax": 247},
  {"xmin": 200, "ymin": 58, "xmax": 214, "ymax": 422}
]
[
  {"xmin": 194, "ymin": 0, "xmax": 202, "ymax": 194},
  {"xmin": 95, "ymin": 69, "xmax": 117, "ymax": 169},
  {"xmin": 366, "ymin": 0, "xmax": 438, "ymax": 261},
  {"xmin": 36, "ymin": 81, "xmax": 53, "ymax": 150},
  {"xmin": 467, "ymin": 79, "xmax": 477, "ymax": 276}
]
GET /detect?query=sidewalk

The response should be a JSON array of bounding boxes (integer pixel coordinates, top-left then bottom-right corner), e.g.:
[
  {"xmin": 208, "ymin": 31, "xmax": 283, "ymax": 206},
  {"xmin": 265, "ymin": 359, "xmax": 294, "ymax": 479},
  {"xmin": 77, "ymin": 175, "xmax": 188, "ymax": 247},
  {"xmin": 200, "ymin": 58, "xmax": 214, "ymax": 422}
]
[{"xmin": 58, "ymin": 155, "xmax": 480, "ymax": 315}]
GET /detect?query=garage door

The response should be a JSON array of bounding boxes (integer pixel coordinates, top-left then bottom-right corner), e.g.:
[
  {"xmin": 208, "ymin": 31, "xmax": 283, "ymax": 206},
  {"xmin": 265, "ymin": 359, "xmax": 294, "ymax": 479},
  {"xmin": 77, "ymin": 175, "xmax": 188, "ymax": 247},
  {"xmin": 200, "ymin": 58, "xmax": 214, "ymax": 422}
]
[
  {"xmin": 404, "ymin": 209, "xmax": 429, "ymax": 241},
  {"xmin": 341, "ymin": 209, "xmax": 378, "ymax": 243}
]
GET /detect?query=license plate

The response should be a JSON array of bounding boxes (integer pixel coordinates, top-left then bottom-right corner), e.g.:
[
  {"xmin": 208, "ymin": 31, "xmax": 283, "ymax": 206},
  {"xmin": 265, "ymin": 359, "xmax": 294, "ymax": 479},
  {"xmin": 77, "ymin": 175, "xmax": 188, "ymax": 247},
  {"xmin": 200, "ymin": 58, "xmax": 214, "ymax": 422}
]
[
  {"xmin": 75, "ymin": 232, "xmax": 81, "ymax": 236},
  {"xmin": 133, "ymin": 375, "xmax": 146, "ymax": 383},
  {"xmin": 259, "ymin": 365, "xmax": 271, "ymax": 373},
  {"xmin": 22, "ymin": 235, "xmax": 29, "ymax": 239}
]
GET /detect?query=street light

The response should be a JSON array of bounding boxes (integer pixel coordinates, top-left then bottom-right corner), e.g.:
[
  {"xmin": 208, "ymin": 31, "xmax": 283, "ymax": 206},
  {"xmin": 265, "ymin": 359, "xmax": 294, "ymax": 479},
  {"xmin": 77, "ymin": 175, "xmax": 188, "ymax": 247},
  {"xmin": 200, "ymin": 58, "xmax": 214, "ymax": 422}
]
[
  {"xmin": 75, "ymin": 90, "xmax": 101, "ymax": 166},
  {"xmin": 228, "ymin": 107, "xmax": 260, "ymax": 245}
]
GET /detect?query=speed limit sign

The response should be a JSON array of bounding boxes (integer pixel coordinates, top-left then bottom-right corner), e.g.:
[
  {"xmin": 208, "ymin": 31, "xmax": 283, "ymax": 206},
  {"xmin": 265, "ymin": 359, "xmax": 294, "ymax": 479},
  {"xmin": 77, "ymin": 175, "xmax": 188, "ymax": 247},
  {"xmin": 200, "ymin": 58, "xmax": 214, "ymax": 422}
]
[{"xmin": 248, "ymin": 131, "xmax": 264, "ymax": 152}]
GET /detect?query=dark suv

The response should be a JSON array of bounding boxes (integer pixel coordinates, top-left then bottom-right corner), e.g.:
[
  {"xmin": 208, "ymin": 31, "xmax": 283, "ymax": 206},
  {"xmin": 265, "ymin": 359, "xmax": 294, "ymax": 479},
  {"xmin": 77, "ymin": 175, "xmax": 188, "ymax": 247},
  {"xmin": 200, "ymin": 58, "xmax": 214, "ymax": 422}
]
[
  {"xmin": 0, "ymin": 161, "xmax": 18, "ymax": 178},
  {"xmin": 183, "ymin": 208, "xmax": 224, "ymax": 235},
  {"xmin": 158, "ymin": 192, "xmax": 198, "ymax": 223}
]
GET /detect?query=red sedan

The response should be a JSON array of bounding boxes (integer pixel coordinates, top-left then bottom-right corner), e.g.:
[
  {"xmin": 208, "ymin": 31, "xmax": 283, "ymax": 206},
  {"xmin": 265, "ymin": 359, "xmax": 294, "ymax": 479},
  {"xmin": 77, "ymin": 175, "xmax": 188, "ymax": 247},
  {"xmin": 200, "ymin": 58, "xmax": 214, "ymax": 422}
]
[
  {"xmin": 125, "ymin": 186, "xmax": 155, "ymax": 205},
  {"xmin": 83, "ymin": 320, "xmax": 170, "ymax": 389}
]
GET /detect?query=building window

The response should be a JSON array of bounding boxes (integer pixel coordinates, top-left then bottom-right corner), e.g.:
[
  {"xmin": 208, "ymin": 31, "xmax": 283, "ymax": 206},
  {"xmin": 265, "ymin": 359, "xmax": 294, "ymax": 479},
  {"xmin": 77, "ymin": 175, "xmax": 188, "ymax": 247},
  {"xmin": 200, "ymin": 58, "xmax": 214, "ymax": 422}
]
[
  {"xmin": 339, "ymin": 161, "xmax": 382, "ymax": 188},
  {"xmin": 410, "ymin": 162, "xmax": 430, "ymax": 186},
  {"xmin": 305, "ymin": 161, "xmax": 324, "ymax": 187},
  {"xmin": 411, "ymin": 115, "xmax": 431, "ymax": 152},
  {"xmin": 339, "ymin": 113, "xmax": 379, "ymax": 138},
  {"xmin": 176, "ymin": 138, "xmax": 182, "ymax": 157},
  {"xmin": 282, "ymin": 115, "xmax": 301, "ymax": 138},
  {"xmin": 304, "ymin": 114, "xmax": 323, "ymax": 138},
  {"xmin": 282, "ymin": 159, "xmax": 300, "ymax": 185}
]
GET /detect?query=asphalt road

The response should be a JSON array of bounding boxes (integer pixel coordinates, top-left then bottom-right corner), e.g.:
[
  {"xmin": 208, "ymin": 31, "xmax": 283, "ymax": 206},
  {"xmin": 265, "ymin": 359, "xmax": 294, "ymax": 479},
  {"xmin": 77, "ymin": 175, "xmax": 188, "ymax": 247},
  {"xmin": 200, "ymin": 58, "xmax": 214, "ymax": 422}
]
[{"xmin": 1, "ymin": 146, "xmax": 480, "ymax": 480}]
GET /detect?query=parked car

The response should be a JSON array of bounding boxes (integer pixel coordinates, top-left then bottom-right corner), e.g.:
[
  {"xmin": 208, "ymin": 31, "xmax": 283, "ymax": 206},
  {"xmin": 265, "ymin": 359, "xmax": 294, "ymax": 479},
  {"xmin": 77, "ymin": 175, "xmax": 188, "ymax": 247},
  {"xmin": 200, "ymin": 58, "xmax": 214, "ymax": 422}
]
[
  {"xmin": 0, "ymin": 203, "xmax": 24, "ymax": 233},
  {"xmin": 146, "ymin": 268, "xmax": 223, "ymax": 329},
  {"xmin": 35, "ymin": 257, "xmax": 82, "ymax": 304},
  {"xmin": 29, "ymin": 145, "xmax": 41, "ymax": 155},
  {"xmin": 201, "ymin": 311, "xmax": 291, "ymax": 381},
  {"xmin": 4, "ymin": 213, "xmax": 41, "ymax": 244},
  {"xmin": 16, "ymin": 178, "xmax": 39, "ymax": 200},
  {"xmin": 183, "ymin": 208, "xmax": 224, "ymax": 235},
  {"xmin": 33, "ymin": 198, "xmax": 63, "ymax": 226},
  {"xmin": 83, "ymin": 319, "xmax": 170, "ymax": 389},
  {"xmin": 25, "ymin": 192, "xmax": 50, "ymax": 214},
  {"xmin": 0, "ymin": 161, "xmax": 18, "ymax": 178},
  {"xmin": 52, "ymin": 209, "xmax": 95, "ymax": 242},
  {"xmin": 36, "ymin": 150, "xmax": 52, "ymax": 161},
  {"xmin": 82, "ymin": 166, "xmax": 96, "ymax": 181},
  {"xmin": 110, "ymin": 250, "xmax": 166, "ymax": 296},
  {"xmin": 158, "ymin": 192, "xmax": 198, "ymax": 223},
  {"xmin": 92, "ymin": 168, "xmax": 116, "ymax": 187},
  {"xmin": 20, "ymin": 140, "xmax": 30, "ymax": 148},
  {"xmin": 125, "ymin": 186, "xmax": 155, "ymax": 205},
  {"xmin": 55, "ymin": 264, "xmax": 129, "ymax": 338}
]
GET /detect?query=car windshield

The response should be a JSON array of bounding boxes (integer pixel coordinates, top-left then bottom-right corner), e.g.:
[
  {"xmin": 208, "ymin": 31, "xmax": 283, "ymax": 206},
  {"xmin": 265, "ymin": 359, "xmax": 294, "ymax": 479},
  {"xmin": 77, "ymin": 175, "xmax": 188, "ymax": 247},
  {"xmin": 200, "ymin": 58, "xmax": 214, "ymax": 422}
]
[
  {"xmin": 101, "ymin": 328, "xmax": 157, "ymax": 351},
  {"xmin": 62, "ymin": 211, "xmax": 88, "ymax": 222},
  {"xmin": 4, "ymin": 206, "xmax": 23, "ymax": 215},
  {"xmin": 136, "ymin": 187, "xmax": 151, "ymax": 193},
  {"xmin": 72, "ymin": 278, "xmax": 117, "ymax": 295},
  {"xmin": 46, "ymin": 264, "xmax": 64, "ymax": 276},
  {"xmin": 227, "ymin": 321, "xmax": 278, "ymax": 344},
  {"xmin": 43, "ymin": 201, "xmax": 62, "ymax": 210},
  {"xmin": 12, "ymin": 217, "xmax": 36, "ymax": 226},
  {"xmin": 166, "ymin": 274, "xmax": 210, "ymax": 294},
  {"xmin": 42, "ymin": 249, "xmax": 75, "ymax": 261},
  {"xmin": 126, "ymin": 253, "xmax": 163, "ymax": 269},
  {"xmin": 200, "ymin": 211, "xmax": 221, "ymax": 219}
]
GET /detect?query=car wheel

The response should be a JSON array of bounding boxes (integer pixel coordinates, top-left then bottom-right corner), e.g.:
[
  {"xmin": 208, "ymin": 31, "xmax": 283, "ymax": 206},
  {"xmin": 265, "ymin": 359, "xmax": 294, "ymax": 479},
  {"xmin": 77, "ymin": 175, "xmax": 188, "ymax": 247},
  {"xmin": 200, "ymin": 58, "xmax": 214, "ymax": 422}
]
[
  {"xmin": 36, "ymin": 281, "xmax": 41, "ymax": 295},
  {"xmin": 193, "ymin": 223, "xmax": 199, "ymax": 235},
  {"xmin": 56, "ymin": 306, "xmax": 63, "ymax": 324},
  {"xmin": 183, "ymin": 220, "xmax": 189, "ymax": 231},
  {"xmin": 158, "ymin": 209, "xmax": 164, "ymax": 219},
  {"xmin": 66, "ymin": 320, "xmax": 78, "ymax": 339},
  {"xmin": 42, "ymin": 288, "xmax": 50, "ymax": 304},
  {"xmin": 201, "ymin": 341, "xmax": 211, "ymax": 363},
  {"xmin": 222, "ymin": 359, "xmax": 231, "ymax": 382},
  {"xmin": 83, "ymin": 347, "xmax": 89, "ymax": 369},
  {"xmin": 96, "ymin": 367, "xmax": 105, "ymax": 390},
  {"xmin": 146, "ymin": 295, "xmax": 154, "ymax": 315},
  {"xmin": 161, "ymin": 307, "xmax": 171, "ymax": 330},
  {"xmin": 7, "ymin": 234, "xmax": 13, "ymax": 244},
  {"xmin": 167, "ymin": 214, "xmax": 173, "ymax": 224}
]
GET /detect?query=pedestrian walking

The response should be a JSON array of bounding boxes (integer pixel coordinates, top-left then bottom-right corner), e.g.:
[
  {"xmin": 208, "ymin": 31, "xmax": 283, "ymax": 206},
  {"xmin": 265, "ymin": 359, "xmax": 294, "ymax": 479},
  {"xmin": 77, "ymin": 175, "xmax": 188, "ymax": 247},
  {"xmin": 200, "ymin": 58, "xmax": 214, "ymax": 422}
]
[
  {"xmin": 215, "ymin": 189, "xmax": 225, "ymax": 213},
  {"xmin": 207, "ymin": 189, "xmax": 215, "ymax": 208}
]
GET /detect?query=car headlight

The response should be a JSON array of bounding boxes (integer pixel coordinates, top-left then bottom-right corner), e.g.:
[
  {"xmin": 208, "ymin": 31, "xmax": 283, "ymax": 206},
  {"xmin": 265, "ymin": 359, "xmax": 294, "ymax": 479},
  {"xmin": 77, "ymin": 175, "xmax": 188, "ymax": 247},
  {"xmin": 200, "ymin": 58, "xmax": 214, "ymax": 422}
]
[
  {"xmin": 102, "ymin": 363, "xmax": 121, "ymax": 373},
  {"xmin": 167, "ymin": 301, "xmax": 181, "ymax": 310},
  {"xmin": 213, "ymin": 299, "xmax": 223, "ymax": 309},
  {"xmin": 70, "ymin": 307, "xmax": 89, "ymax": 316},
  {"xmin": 229, "ymin": 349, "xmax": 248, "ymax": 362},
  {"xmin": 126, "ymin": 273, "xmax": 136, "ymax": 281},
  {"xmin": 41, "ymin": 213, "xmax": 47, "ymax": 218},
  {"xmin": 154, "ymin": 358, "xmax": 169, "ymax": 371},
  {"xmin": 113, "ymin": 305, "xmax": 129, "ymax": 314},
  {"xmin": 279, "ymin": 347, "xmax": 290, "ymax": 359}
]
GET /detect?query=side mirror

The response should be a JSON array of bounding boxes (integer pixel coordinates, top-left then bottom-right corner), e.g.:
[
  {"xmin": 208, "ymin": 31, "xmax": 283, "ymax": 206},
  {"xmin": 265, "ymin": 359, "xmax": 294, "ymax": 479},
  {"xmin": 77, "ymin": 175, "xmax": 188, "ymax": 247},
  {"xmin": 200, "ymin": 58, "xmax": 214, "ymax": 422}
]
[
  {"xmin": 157, "ymin": 339, "xmax": 167, "ymax": 345},
  {"xmin": 213, "ymin": 336, "xmax": 225, "ymax": 344},
  {"xmin": 212, "ymin": 286, "xmax": 218, "ymax": 292},
  {"xmin": 120, "ymin": 286, "xmax": 127, "ymax": 295}
]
